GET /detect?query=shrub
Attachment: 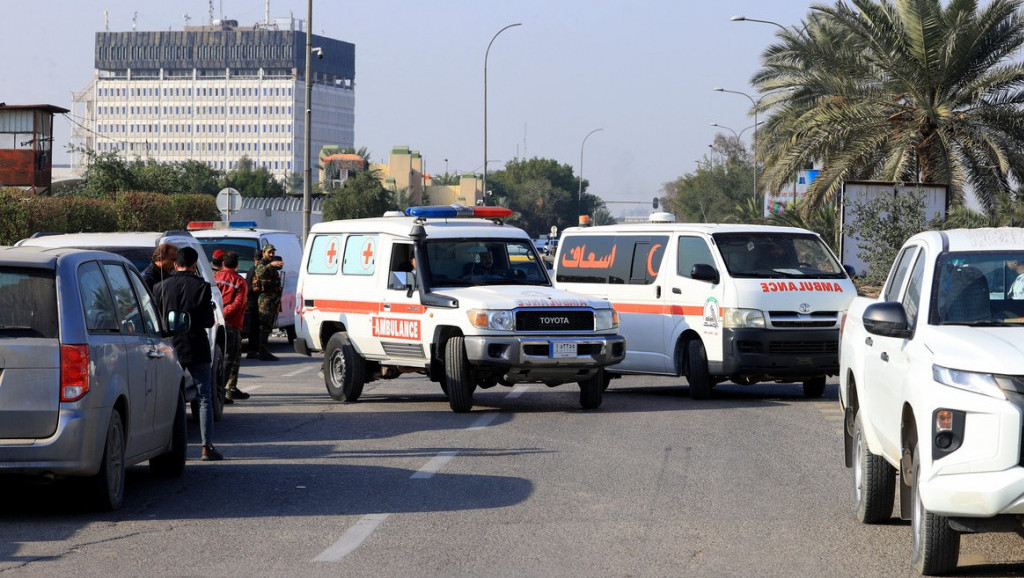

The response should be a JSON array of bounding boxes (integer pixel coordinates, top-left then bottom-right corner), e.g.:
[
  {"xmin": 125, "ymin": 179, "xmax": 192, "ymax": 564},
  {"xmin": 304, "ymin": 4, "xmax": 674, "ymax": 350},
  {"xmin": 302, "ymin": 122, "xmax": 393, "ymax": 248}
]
[{"xmin": 115, "ymin": 191, "xmax": 175, "ymax": 231}]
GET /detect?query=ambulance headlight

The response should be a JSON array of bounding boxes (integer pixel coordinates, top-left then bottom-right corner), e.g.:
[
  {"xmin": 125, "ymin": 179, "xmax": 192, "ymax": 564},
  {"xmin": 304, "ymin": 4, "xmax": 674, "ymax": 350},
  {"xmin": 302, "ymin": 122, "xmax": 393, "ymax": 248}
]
[
  {"xmin": 595, "ymin": 309, "xmax": 619, "ymax": 331},
  {"xmin": 467, "ymin": 309, "xmax": 515, "ymax": 331},
  {"xmin": 724, "ymin": 308, "xmax": 765, "ymax": 328}
]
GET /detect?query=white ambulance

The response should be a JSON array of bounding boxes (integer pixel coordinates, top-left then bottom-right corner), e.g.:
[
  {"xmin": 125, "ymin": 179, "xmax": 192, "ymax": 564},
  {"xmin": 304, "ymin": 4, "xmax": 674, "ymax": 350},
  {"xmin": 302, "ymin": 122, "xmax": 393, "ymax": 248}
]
[
  {"xmin": 293, "ymin": 205, "xmax": 626, "ymax": 413},
  {"xmin": 553, "ymin": 216, "xmax": 856, "ymax": 399}
]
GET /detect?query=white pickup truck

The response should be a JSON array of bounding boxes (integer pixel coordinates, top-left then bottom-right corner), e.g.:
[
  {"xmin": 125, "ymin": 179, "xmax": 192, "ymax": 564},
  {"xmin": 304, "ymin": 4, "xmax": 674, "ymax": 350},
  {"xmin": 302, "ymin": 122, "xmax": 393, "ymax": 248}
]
[{"xmin": 839, "ymin": 228, "xmax": 1024, "ymax": 575}]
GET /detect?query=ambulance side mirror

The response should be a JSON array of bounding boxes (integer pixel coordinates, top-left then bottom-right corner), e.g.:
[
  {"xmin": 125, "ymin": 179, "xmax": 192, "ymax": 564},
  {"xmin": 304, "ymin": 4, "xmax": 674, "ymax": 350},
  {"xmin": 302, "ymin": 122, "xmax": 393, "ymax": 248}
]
[{"xmin": 690, "ymin": 263, "xmax": 719, "ymax": 284}]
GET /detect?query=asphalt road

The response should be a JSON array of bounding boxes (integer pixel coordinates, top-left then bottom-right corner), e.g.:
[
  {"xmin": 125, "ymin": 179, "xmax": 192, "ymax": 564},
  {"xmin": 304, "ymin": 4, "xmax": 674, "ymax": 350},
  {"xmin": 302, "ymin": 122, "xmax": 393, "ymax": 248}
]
[{"xmin": 3, "ymin": 335, "xmax": 1024, "ymax": 577}]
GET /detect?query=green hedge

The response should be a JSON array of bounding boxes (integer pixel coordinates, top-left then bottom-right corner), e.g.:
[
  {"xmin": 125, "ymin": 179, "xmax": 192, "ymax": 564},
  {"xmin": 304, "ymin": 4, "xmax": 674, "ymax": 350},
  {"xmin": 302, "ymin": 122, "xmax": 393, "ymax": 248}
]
[{"xmin": 0, "ymin": 190, "xmax": 220, "ymax": 245}]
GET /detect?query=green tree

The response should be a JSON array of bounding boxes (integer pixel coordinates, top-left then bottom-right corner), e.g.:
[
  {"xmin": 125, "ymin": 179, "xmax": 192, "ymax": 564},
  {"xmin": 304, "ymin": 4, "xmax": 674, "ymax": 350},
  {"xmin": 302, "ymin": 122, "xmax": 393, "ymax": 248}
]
[
  {"xmin": 845, "ymin": 189, "xmax": 929, "ymax": 285},
  {"xmin": 663, "ymin": 134, "xmax": 757, "ymax": 223},
  {"xmin": 488, "ymin": 157, "xmax": 606, "ymax": 237},
  {"xmin": 754, "ymin": 0, "xmax": 1024, "ymax": 216},
  {"xmin": 74, "ymin": 148, "xmax": 136, "ymax": 198},
  {"xmin": 322, "ymin": 169, "xmax": 397, "ymax": 221},
  {"xmin": 222, "ymin": 156, "xmax": 285, "ymax": 197},
  {"xmin": 768, "ymin": 200, "xmax": 840, "ymax": 253}
]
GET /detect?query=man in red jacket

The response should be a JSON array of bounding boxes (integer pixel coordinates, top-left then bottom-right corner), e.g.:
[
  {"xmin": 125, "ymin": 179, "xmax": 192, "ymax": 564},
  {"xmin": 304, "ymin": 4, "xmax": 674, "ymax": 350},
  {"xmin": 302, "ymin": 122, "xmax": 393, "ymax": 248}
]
[{"xmin": 215, "ymin": 251, "xmax": 250, "ymax": 401}]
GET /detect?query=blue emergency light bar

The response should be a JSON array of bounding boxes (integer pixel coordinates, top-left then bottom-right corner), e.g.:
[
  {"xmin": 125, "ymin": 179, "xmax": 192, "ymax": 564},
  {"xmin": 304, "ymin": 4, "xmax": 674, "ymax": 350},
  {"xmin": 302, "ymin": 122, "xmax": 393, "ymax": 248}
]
[
  {"xmin": 187, "ymin": 220, "xmax": 259, "ymax": 230},
  {"xmin": 404, "ymin": 204, "xmax": 513, "ymax": 219}
]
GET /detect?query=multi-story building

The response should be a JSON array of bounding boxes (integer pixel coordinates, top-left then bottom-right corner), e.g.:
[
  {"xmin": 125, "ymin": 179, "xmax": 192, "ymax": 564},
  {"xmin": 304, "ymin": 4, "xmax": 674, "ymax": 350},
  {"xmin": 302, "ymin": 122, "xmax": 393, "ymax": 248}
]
[{"xmin": 71, "ymin": 17, "xmax": 355, "ymax": 182}]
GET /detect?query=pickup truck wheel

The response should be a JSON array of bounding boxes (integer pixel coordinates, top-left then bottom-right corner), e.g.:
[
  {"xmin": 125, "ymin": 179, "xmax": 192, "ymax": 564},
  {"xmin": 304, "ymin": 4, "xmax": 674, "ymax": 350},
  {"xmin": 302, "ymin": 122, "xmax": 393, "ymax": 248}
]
[
  {"xmin": 802, "ymin": 376, "xmax": 827, "ymax": 398},
  {"xmin": 686, "ymin": 339, "xmax": 712, "ymax": 400},
  {"xmin": 577, "ymin": 368, "xmax": 604, "ymax": 410},
  {"xmin": 444, "ymin": 336, "xmax": 474, "ymax": 413},
  {"xmin": 911, "ymin": 444, "xmax": 960, "ymax": 575},
  {"xmin": 324, "ymin": 333, "xmax": 365, "ymax": 402},
  {"xmin": 853, "ymin": 413, "xmax": 894, "ymax": 523},
  {"xmin": 150, "ymin": 391, "xmax": 187, "ymax": 478},
  {"xmin": 88, "ymin": 411, "xmax": 126, "ymax": 511}
]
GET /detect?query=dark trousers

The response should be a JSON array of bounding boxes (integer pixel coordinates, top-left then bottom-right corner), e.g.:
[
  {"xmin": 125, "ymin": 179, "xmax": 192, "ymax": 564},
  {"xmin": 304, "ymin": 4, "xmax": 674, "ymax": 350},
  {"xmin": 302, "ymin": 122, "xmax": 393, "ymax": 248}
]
[{"xmin": 245, "ymin": 303, "xmax": 260, "ymax": 354}]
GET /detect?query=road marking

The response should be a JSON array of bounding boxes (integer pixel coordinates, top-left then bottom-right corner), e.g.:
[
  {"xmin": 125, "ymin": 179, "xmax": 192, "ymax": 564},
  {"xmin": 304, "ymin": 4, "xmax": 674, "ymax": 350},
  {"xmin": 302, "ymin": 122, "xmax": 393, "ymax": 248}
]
[
  {"xmin": 313, "ymin": 513, "xmax": 391, "ymax": 562},
  {"xmin": 411, "ymin": 451, "xmax": 457, "ymax": 479},
  {"xmin": 468, "ymin": 413, "xmax": 499, "ymax": 430},
  {"xmin": 283, "ymin": 366, "xmax": 315, "ymax": 378}
]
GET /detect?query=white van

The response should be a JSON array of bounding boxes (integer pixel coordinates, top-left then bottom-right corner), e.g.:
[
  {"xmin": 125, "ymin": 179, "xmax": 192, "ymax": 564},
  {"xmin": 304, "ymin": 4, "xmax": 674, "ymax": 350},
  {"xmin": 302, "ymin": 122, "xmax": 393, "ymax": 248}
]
[
  {"xmin": 554, "ymin": 218, "xmax": 856, "ymax": 398},
  {"xmin": 293, "ymin": 205, "xmax": 625, "ymax": 413},
  {"xmin": 188, "ymin": 221, "xmax": 302, "ymax": 340}
]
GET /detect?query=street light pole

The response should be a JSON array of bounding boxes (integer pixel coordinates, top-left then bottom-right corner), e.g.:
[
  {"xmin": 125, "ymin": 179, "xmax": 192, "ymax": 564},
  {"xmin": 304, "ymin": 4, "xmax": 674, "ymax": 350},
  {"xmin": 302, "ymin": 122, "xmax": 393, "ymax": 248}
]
[
  {"xmin": 301, "ymin": 0, "xmax": 313, "ymax": 245},
  {"xmin": 578, "ymin": 128, "xmax": 604, "ymax": 219},
  {"xmin": 729, "ymin": 15, "xmax": 788, "ymax": 31},
  {"xmin": 483, "ymin": 23, "xmax": 521, "ymax": 205},
  {"xmin": 714, "ymin": 87, "xmax": 761, "ymax": 204}
]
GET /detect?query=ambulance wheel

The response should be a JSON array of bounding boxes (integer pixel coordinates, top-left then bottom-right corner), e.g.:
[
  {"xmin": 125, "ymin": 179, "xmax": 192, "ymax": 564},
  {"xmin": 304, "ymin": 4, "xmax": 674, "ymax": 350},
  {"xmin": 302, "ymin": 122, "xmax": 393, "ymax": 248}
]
[
  {"xmin": 324, "ymin": 333, "xmax": 365, "ymax": 402},
  {"xmin": 803, "ymin": 376, "xmax": 827, "ymax": 398},
  {"xmin": 577, "ymin": 368, "xmax": 604, "ymax": 409},
  {"xmin": 686, "ymin": 339, "xmax": 712, "ymax": 400},
  {"xmin": 444, "ymin": 336, "xmax": 474, "ymax": 413}
]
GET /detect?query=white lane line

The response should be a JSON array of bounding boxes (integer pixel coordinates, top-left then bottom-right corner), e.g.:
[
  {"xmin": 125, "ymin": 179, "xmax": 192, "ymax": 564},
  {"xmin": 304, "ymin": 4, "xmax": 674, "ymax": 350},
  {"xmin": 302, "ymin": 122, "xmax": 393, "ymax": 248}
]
[
  {"xmin": 242, "ymin": 384, "xmax": 263, "ymax": 392},
  {"xmin": 283, "ymin": 366, "xmax": 316, "ymax": 378},
  {"xmin": 313, "ymin": 513, "xmax": 391, "ymax": 562},
  {"xmin": 468, "ymin": 413, "xmax": 499, "ymax": 430},
  {"xmin": 411, "ymin": 451, "xmax": 458, "ymax": 479}
]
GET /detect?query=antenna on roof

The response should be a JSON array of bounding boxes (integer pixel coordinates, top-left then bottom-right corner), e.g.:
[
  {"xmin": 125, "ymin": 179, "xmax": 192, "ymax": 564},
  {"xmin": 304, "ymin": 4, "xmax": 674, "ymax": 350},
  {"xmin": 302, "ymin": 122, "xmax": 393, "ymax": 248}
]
[
  {"xmin": 184, "ymin": 12, "xmax": 191, "ymax": 27},
  {"xmin": 131, "ymin": 11, "xmax": 137, "ymax": 31},
  {"xmin": 209, "ymin": 0, "xmax": 215, "ymax": 25},
  {"xmin": 103, "ymin": 9, "xmax": 109, "ymax": 31}
]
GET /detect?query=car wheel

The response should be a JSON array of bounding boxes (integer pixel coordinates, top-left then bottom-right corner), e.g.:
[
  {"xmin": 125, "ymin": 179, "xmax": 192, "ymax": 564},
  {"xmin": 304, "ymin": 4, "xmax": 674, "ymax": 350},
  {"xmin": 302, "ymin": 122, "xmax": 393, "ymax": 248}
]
[
  {"xmin": 686, "ymin": 339, "xmax": 712, "ymax": 400},
  {"xmin": 911, "ymin": 443, "xmax": 960, "ymax": 575},
  {"xmin": 803, "ymin": 376, "xmax": 827, "ymax": 398},
  {"xmin": 444, "ymin": 336, "xmax": 474, "ymax": 413},
  {"xmin": 324, "ymin": 333, "xmax": 365, "ymax": 402},
  {"xmin": 150, "ymin": 391, "xmax": 187, "ymax": 478},
  {"xmin": 212, "ymin": 344, "xmax": 226, "ymax": 422},
  {"xmin": 853, "ymin": 413, "xmax": 895, "ymax": 523},
  {"xmin": 89, "ymin": 411, "xmax": 126, "ymax": 511},
  {"xmin": 577, "ymin": 368, "xmax": 604, "ymax": 410}
]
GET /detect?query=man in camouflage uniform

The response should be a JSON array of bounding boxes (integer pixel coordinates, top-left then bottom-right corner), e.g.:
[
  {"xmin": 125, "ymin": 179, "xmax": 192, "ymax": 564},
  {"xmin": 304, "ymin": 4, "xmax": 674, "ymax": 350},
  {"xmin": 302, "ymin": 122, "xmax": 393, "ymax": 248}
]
[{"xmin": 254, "ymin": 244, "xmax": 282, "ymax": 361}]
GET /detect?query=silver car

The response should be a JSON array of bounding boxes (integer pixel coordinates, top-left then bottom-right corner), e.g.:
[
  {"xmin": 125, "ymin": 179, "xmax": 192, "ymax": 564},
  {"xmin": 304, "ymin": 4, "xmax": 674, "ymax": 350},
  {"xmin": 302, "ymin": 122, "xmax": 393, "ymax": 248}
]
[{"xmin": 0, "ymin": 247, "xmax": 189, "ymax": 510}]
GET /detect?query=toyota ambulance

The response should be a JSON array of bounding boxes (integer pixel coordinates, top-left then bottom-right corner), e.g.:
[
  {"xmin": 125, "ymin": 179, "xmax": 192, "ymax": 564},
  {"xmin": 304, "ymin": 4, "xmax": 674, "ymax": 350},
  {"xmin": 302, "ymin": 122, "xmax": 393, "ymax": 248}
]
[
  {"xmin": 553, "ymin": 215, "xmax": 855, "ymax": 399},
  {"xmin": 293, "ymin": 205, "xmax": 625, "ymax": 413}
]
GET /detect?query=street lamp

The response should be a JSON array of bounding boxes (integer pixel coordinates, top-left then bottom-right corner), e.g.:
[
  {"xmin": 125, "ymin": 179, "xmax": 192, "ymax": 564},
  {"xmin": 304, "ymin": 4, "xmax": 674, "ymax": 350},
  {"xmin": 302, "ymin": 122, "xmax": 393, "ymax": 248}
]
[
  {"xmin": 710, "ymin": 122, "xmax": 758, "ymax": 140},
  {"xmin": 301, "ymin": 0, "xmax": 313, "ymax": 245},
  {"xmin": 578, "ymin": 128, "xmax": 604, "ymax": 218},
  {"xmin": 730, "ymin": 15, "xmax": 788, "ymax": 31},
  {"xmin": 714, "ymin": 87, "xmax": 765, "ymax": 202},
  {"xmin": 483, "ymin": 23, "xmax": 521, "ymax": 204}
]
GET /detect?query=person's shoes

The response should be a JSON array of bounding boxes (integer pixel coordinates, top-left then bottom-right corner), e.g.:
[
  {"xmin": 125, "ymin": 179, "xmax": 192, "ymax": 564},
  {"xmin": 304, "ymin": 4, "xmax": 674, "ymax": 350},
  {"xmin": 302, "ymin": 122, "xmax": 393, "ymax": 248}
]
[
  {"xmin": 227, "ymin": 388, "xmax": 250, "ymax": 400},
  {"xmin": 258, "ymin": 352, "xmax": 279, "ymax": 361},
  {"xmin": 201, "ymin": 445, "xmax": 223, "ymax": 461},
  {"xmin": 223, "ymin": 396, "xmax": 234, "ymax": 405},
  {"xmin": 245, "ymin": 352, "xmax": 260, "ymax": 360}
]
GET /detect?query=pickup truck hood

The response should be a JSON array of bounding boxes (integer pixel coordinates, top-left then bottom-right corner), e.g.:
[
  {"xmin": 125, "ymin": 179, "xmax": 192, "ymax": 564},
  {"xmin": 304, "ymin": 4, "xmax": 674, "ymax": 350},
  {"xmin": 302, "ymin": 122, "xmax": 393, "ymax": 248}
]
[
  {"xmin": 925, "ymin": 326, "xmax": 1024, "ymax": 374},
  {"xmin": 432, "ymin": 285, "xmax": 610, "ymax": 310}
]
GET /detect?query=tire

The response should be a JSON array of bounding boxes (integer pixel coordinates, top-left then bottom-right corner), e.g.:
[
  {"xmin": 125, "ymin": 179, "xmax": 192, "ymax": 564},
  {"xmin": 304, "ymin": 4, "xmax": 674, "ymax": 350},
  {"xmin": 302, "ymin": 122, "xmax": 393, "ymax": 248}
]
[
  {"xmin": 324, "ymin": 333, "xmax": 365, "ymax": 402},
  {"xmin": 686, "ymin": 339, "xmax": 712, "ymax": 400},
  {"xmin": 150, "ymin": 391, "xmax": 187, "ymax": 478},
  {"xmin": 89, "ymin": 411, "xmax": 126, "ymax": 511},
  {"xmin": 577, "ymin": 368, "xmax": 604, "ymax": 410},
  {"xmin": 853, "ymin": 413, "xmax": 895, "ymax": 523},
  {"xmin": 444, "ymin": 336, "xmax": 474, "ymax": 413},
  {"xmin": 803, "ymin": 376, "xmax": 827, "ymax": 398},
  {"xmin": 911, "ymin": 443, "xmax": 960, "ymax": 575},
  {"xmin": 212, "ymin": 344, "xmax": 226, "ymax": 422}
]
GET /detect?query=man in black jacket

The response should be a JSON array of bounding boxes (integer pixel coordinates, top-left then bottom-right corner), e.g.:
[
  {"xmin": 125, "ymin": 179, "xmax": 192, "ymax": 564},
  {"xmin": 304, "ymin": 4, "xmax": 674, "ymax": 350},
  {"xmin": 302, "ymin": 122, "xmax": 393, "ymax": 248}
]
[{"xmin": 153, "ymin": 247, "xmax": 223, "ymax": 461}]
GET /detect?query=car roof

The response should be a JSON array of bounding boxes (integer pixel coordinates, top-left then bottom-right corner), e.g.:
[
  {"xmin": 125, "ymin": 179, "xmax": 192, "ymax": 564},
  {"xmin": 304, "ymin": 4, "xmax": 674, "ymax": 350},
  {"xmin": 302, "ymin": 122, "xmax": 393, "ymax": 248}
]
[
  {"xmin": 561, "ymin": 222, "xmax": 816, "ymax": 236},
  {"xmin": 910, "ymin": 228, "xmax": 1024, "ymax": 253},
  {"xmin": 0, "ymin": 245, "xmax": 131, "ymax": 268},
  {"xmin": 16, "ymin": 231, "xmax": 199, "ymax": 249},
  {"xmin": 310, "ymin": 216, "xmax": 531, "ymax": 240},
  {"xmin": 190, "ymin": 229, "xmax": 295, "ymax": 240}
]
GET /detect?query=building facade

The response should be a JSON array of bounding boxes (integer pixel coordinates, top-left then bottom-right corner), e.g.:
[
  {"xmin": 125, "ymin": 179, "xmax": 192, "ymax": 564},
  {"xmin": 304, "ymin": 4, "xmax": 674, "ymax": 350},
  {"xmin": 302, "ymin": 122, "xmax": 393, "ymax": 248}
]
[{"xmin": 71, "ymin": 17, "xmax": 355, "ymax": 181}]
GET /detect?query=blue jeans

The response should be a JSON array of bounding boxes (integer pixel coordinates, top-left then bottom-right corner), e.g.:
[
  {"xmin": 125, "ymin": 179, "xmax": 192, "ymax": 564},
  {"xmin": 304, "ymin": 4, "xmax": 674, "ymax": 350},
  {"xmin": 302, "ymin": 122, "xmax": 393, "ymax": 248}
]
[{"xmin": 186, "ymin": 362, "xmax": 213, "ymax": 447}]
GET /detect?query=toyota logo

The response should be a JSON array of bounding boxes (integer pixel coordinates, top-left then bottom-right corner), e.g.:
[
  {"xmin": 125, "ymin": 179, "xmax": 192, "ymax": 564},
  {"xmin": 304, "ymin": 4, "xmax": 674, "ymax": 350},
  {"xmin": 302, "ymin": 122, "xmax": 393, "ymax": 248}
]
[{"xmin": 798, "ymin": 303, "xmax": 811, "ymax": 313}]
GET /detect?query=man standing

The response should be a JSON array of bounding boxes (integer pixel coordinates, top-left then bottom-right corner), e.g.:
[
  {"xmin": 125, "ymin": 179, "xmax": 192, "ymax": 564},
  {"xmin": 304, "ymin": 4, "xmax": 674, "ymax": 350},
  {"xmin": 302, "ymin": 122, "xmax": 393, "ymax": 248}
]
[
  {"xmin": 1008, "ymin": 259, "xmax": 1024, "ymax": 299},
  {"xmin": 245, "ymin": 247, "xmax": 263, "ymax": 358},
  {"xmin": 254, "ymin": 244, "xmax": 282, "ymax": 361},
  {"xmin": 142, "ymin": 243, "xmax": 178, "ymax": 291},
  {"xmin": 215, "ymin": 251, "xmax": 249, "ymax": 402},
  {"xmin": 153, "ymin": 247, "xmax": 223, "ymax": 461}
]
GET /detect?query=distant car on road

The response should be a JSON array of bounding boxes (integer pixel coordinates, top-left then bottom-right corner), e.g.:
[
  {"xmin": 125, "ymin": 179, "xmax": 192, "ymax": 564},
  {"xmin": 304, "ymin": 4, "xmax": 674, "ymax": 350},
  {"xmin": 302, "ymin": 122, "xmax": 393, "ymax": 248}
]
[{"xmin": 0, "ymin": 246, "xmax": 190, "ymax": 510}]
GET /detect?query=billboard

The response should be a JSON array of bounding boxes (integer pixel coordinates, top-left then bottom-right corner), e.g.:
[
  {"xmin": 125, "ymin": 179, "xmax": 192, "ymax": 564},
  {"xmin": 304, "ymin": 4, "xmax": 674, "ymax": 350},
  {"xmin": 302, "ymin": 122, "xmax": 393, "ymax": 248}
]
[{"xmin": 764, "ymin": 169, "xmax": 820, "ymax": 216}]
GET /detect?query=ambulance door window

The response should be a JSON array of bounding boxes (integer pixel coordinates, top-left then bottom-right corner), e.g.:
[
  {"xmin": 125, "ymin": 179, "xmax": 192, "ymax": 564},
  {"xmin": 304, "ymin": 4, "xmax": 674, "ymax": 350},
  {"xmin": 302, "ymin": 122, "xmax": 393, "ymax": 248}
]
[{"xmin": 677, "ymin": 237, "xmax": 715, "ymax": 278}]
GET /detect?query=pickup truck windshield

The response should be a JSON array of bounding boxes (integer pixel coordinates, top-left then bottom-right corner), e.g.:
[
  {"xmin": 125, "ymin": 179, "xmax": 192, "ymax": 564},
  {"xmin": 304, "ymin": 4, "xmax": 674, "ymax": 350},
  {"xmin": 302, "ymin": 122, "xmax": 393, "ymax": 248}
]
[
  {"xmin": 713, "ymin": 232, "xmax": 846, "ymax": 279},
  {"xmin": 424, "ymin": 239, "xmax": 550, "ymax": 287},
  {"xmin": 934, "ymin": 251, "xmax": 1024, "ymax": 325}
]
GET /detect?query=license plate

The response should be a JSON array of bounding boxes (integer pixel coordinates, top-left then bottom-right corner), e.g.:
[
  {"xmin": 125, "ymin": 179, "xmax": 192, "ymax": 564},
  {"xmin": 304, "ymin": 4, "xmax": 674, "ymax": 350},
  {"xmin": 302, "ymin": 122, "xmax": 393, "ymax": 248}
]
[{"xmin": 551, "ymin": 342, "xmax": 577, "ymax": 358}]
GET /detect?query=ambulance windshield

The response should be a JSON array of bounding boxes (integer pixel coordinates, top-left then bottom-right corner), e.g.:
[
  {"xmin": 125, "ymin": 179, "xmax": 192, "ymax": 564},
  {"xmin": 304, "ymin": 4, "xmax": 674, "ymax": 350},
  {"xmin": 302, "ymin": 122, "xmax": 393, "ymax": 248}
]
[
  {"xmin": 714, "ymin": 233, "xmax": 846, "ymax": 279},
  {"xmin": 423, "ymin": 239, "xmax": 551, "ymax": 287}
]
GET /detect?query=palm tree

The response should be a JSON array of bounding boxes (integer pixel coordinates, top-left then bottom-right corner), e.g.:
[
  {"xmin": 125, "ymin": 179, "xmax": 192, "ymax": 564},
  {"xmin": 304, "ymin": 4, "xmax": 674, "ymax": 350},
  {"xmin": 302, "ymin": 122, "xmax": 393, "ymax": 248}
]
[{"xmin": 753, "ymin": 0, "xmax": 1024, "ymax": 216}]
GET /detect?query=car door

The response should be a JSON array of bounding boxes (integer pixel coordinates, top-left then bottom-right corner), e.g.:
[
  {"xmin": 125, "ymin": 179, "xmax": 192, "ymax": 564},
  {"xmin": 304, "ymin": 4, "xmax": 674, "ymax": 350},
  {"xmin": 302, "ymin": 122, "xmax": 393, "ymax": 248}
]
[
  {"xmin": 102, "ymin": 262, "xmax": 158, "ymax": 455},
  {"xmin": 379, "ymin": 242, "xmax": 428, "ymax": 361}
]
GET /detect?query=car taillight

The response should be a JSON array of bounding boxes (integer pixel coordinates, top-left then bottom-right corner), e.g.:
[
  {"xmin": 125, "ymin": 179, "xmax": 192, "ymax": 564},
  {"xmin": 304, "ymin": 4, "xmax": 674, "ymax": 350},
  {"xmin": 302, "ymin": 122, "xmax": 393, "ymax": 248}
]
[{"xmin": 60, "ymin": 344, "xmax": 90, "ymax": 402}]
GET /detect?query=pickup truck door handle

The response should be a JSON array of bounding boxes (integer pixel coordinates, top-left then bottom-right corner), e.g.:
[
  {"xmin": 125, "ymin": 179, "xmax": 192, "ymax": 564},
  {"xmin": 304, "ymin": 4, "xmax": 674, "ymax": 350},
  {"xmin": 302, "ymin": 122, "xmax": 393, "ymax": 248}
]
[
  {"xmin": 865, "ymin": 337, "xmax": 873, "ymax": 347},
  {"xmin": 880, "ymin": 352, "xmax": 889, "ymax": 362},
  {"xmin": 672, "ymin": 287, "xmax": 681, "ymax": 294}
]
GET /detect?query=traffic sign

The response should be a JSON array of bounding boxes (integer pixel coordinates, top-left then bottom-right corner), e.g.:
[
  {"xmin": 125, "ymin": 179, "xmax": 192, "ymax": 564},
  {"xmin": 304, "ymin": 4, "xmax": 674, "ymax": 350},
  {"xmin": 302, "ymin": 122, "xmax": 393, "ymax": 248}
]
[{"xmin": 216, "ymin": 188, "xmax": 242, "ymax": 218}]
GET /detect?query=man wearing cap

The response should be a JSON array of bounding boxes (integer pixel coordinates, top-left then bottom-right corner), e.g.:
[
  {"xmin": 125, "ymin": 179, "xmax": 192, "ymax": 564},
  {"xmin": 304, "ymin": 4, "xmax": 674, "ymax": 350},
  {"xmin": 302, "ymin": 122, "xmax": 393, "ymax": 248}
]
[
  {"xmin": 211, "ymin": 248, "xmax": 225, "ymax": 273},
  {"xmin": 215, "ymin": 251, "xmax": 249, "ymax": 401},
  {"xmin": 253, "ymin": 244, "xmax": 282, "ymax": 361}
]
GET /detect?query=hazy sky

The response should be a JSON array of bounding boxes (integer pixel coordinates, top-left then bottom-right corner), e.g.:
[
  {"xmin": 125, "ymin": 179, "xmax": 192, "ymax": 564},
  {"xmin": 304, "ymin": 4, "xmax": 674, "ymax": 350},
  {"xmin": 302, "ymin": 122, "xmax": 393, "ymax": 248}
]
[{"xmin": 8, "ymin": 0, "xmax": 814, "ymax": 217}]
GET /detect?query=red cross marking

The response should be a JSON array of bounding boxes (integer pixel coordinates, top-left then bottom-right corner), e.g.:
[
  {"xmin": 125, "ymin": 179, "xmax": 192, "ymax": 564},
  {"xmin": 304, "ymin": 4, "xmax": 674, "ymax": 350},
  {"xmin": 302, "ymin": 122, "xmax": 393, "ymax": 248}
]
[
  {"xmin": 326, "ymin": 240, "xmax": 338, "ymax": 263},
  {"xmin": 361, "ymin": 239, "xmax": 375, "ymax": 268}
]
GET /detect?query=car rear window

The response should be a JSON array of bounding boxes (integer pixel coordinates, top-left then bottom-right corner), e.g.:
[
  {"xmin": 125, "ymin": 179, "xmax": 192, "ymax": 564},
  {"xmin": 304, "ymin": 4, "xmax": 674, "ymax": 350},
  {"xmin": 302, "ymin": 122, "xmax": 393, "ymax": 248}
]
[{"xmin": 0, "ymin": 267, "xmax": 58, "ymax": 338}]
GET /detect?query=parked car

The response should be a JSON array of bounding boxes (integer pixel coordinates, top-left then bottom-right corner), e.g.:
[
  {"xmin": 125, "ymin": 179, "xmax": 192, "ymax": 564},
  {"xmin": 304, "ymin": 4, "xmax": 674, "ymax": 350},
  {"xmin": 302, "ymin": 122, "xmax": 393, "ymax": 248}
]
[
  {"xmin": 0, "ymin": 246, "xmax": 190, "ymax": 510},
  {"xmin": 16, "ymin": 231, "xmax": 229, "ymax": 421}
]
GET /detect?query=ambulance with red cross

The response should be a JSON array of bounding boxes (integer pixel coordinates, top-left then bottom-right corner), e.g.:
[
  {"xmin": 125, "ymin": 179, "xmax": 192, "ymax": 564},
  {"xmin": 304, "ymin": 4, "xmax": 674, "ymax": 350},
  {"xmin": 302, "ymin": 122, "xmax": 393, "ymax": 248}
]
[
  {"xmin": 293, "ymin": 205, "xmax": 626, "ymax": 412},
  {"xmin": 553, "ymin": 217, "xmax": 856, "ymax": 399}
]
